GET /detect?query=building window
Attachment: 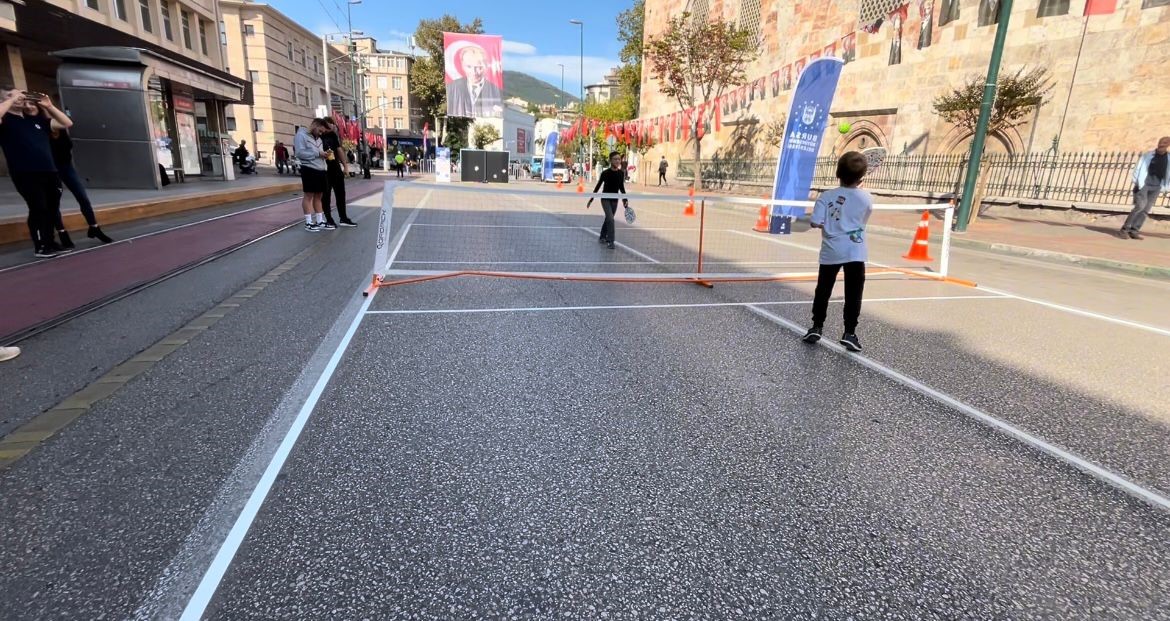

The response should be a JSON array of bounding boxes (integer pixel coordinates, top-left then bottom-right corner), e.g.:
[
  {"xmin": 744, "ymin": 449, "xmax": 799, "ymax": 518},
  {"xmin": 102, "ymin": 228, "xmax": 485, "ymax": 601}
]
[
  {"xmin": 160, "ymin": 0, "xmax": 173, "ymax": 41},
  {"xmin": 1036, "ymin": 0, "xmax": 1069, "ymax": 15},
  {"xmin": 86, "ymin": 0, "xmax": 99, "ymax": 10},
  {"xmin": 1141, "ymin": 0, "xmax": 1169, "ymax": 6},
  {"xmin": 181, "ymin": 10, "xmax": 193, "ymax": 49},
  {"xmin": 978, "ymin": 0, "xmax": 1001, "ymax": 26},
  {"xmin": 391, "ymin": 96, "xmax": 403, "ymax": 109},
  {"xmin": 377, "ymin": 76, "xmax": 387, "ymax": 89},
  {"xmin": 392, "ymin": 76, "xmax": 402, "ymax": 90},
  {"xmin": 226, "ymin": 117, "xmax": 237, "ymax": 131},
  {"xmin": 254, "ymin": 119, "xmax": 265, "ymax": 132},
  {"xmin": 219, "ymin": 20, "xmax": 227, "ymax": 45},
  {"xmin": 244, "ymin": 23, "xmax": 255, "ymax": 36},
  {"xmin": 393, "ymin": 118, "xmax": 403, "ymax": 129},
  {"xmin": 303, "ymin": 85, "xmax": 311, "ymax": 107},
  {"xmin": 199, "ymin": 20, "xmax": 209, "ymax": 55},
  {"xmin": 139, "ymin": 0, "xmax": 153, "ymax": 33},
  {"xmin": 114, "ymin": 0, "xmax": 127, "ymax": 20},
  {"xmin": 248, "ymin": 70, "xmax": 260, "ymax": 83},
  {"xmin": 737, "ymin": 0, "xmax": 762, "ymax": 41},
  {"xmin": 287, "ymin": 41, "xmax": 294, "ymax": 61},
  {"xmin": 299, "ymin": 49, "xmax": 306, "ymax": 67},
  {"xmin": 362, "ymin": 75, "xmax": 370, "ymax": 89},
  {"xmin": 688, "ymin": 0, "xmax": 709, "ymax": 23}
]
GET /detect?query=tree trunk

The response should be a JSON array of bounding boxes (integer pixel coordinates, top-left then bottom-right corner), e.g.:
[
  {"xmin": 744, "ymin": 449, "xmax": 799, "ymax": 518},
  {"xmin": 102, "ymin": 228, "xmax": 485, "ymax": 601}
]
[{"xmin": 692, "ymin": 132, "xmax": 702, "ymax": 191}]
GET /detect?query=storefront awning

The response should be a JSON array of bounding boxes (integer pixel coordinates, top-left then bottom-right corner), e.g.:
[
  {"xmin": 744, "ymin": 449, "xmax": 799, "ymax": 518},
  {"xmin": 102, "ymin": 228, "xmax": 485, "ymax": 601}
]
[{"xmin": 52, "ymin": 46, "xmax": 245, "ymax": 102}]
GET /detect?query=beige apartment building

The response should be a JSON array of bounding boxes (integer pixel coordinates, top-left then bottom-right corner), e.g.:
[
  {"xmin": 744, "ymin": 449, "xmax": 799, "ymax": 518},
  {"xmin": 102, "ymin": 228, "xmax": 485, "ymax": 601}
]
[
  {"xmin": 0, "ymin": 0, "xmax": 245, "ymax": 186},
  {"xmin": 219, "ymin": 0, "xmax": 356, "ymax": 163},
  {"xmin": 348, "ymin": 36, "xmax": 420, "ymax": 138}
]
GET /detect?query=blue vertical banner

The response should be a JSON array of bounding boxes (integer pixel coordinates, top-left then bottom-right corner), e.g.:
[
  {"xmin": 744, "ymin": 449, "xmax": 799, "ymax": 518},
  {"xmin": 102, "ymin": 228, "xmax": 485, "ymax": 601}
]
[
  {"xmin": 542, "ymin": 131, "xmax": 559, "ymax": 182},
  {"xmin": 770, "ymin": 57, "xmax": 844, "ymax": 234}
]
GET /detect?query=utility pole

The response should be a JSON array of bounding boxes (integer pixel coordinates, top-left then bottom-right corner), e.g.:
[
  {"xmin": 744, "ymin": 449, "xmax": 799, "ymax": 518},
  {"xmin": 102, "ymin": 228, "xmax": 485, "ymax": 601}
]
[
  {"xmin": 570, "ymin": 19, "xmax": 584, "ymax": 179},
  {"xmin": 954, "ymin": 0, "xmax": 1014, "ymax": 232},
  {"xmin": 347, "ymin": 0, "xmax": 370, "ymax": 178}
]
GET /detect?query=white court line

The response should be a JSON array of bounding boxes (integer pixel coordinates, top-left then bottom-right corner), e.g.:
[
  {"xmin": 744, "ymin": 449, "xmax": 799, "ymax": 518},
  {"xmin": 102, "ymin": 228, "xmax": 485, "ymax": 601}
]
[
  {"xmin": 729, "ymin": 228, "xmax": 1170, "ymax": 338},
  {"xmin": 393, "ymin": 260, "xmax": 818, "ymax": 266},
  {"xmin": 744, "ymin": 304, "xmax": 1170, "ymax": 513},
  {"xmin": 178, "ymin": 195, "xmax": 422, "ymax": 620},
  {"xmin": 363, "ymin": 295, "xmax": 1007, "ymax": 315},
  {"xmin": 976, "ymin": 285, "xmax": 1170, "ymax": 338},
  {"xmin": 516, "ymin": 194, "xmax": 664, "ymax": 265}
]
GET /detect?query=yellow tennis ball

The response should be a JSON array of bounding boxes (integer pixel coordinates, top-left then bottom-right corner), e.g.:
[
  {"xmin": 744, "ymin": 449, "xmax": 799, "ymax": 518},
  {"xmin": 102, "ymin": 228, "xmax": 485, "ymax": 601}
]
[{"xmin": 838, "ymin": 121, "xmax": 852, "ymax": 134}]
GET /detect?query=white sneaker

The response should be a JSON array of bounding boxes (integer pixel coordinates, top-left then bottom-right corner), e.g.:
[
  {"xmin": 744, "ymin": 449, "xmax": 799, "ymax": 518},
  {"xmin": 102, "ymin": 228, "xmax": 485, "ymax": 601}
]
[
  {"xmin": 305, "ymin": 222, "xmax": 320, "ymax": 232},
  {"xmin": 0, "ymin": 346, "xmax": 21, "ymax": 362}
]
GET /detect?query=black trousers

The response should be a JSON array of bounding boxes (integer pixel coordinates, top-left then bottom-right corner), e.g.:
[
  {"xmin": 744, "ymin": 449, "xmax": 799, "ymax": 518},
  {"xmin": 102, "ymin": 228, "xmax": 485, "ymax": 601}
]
[
  {"xmin": 811, "ymin": 261, "xmax": 866, "ymax": 333},
  {"xmin": 599, "ymin": 199, "xmax": 618, "ymax": 243},
  {"xmin": 658, "ymin": 171, "xmax": 666, "ymax": 185},
  {"xmin": 12, "ymin": 172, "xmax": 59, "ymax": 248},
  {"xmin": 322, "ymin": 164, "xmax": 348, "ymax": 223}
]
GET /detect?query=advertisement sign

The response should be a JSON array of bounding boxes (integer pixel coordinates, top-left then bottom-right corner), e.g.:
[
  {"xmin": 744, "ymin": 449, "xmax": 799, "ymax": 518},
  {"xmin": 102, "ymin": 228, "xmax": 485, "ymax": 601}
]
[
  {"xmin": 516, "ymin": 128, "xmax": 527, "ymax": 154},
  {"xmin": 541, "ymin": 131, "xmax": 558, "ymax": 182},
  {"xmin": 769, "ymin": 57, "xmax": 844, "ymax": 234},
  {"xmin": 443, "ymin": 32, "xmax": 504, "ymax": 119},
  {"xmin": 435, "ymin": 146, "xmax": 451, "ymax": 183}
]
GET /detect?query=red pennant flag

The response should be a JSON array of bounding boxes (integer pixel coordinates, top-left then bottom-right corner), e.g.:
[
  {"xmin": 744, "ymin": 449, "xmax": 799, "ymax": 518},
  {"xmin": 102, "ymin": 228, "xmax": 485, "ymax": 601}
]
[
  {"xmin": 714, "ymin": 97, "xmax": 722, "ymax": 132},
  {"xmin": 696, "ymin": 104, "xmax": 706, "ymax": 140}
]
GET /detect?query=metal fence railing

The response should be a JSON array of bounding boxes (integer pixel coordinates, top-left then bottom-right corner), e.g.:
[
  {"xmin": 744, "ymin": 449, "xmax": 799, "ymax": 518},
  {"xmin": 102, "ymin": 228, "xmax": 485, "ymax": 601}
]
[{"xmin": 678, "ymin": 151, "xmax": 1169, "ymax": 208}]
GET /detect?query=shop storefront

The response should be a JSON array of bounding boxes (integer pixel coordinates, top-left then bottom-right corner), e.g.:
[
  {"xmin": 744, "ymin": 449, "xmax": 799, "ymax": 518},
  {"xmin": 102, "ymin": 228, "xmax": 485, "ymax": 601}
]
[{"xmin": 53, "ymin": 47, "xmax": 244, "ymax": 189}]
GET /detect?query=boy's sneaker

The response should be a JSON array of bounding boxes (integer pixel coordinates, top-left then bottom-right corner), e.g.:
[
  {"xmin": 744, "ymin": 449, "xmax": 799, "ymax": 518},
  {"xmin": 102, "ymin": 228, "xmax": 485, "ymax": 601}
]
[
  {"xmin": 33, "ymin": 245, "xmax": 58, "ymax": 258},
  {"xmin": 338, "ymin": 219, "xmax": 357, "ymax": 227},
  {"xmin": 322, "ymin": 221, "xmax": 338, "ymax": 230},
  {"xmin": 802, "ymin": 325, "xmax": 822, "ymax": 343},
  {"xmin": 305, "ymin": 222, "xmax": 320, "ymax": 232},
  {"xmin": 839, "ymin": 333, "xmax": 863, "ymax": 352}
]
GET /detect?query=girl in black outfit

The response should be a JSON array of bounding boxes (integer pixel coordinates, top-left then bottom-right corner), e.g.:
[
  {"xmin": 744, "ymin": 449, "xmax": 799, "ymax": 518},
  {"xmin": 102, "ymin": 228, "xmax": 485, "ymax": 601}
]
[{"xmin": 586, "ymin": 152, "xmax": 628, "ymax": 249}]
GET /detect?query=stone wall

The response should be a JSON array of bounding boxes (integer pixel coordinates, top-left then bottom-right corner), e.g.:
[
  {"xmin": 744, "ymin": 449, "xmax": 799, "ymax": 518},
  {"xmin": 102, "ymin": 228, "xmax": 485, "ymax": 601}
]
[{"xmin": 640, "ymin": 0, "xmax": 1170, "ymax": 178}]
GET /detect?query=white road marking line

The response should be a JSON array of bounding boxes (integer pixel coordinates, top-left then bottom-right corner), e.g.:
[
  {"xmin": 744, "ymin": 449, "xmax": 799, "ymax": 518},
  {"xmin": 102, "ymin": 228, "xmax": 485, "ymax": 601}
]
[
  {"xmin": 410, "ymin": 223, "xmax": 701, "ymax": 231},
  {"xmin": 392, "ymin": 260, "xmax": 819, "ymax": 266},
  {"xmin": 363, "ymin": 295, "xmax": 1007, "ymax": 315},
  {"xmin": 517, "ymin": 194, "xmax": 665, "ymax": 265},
  {"xmin": 976, "ymin": 285, "xmax": 1170, "ymax": 338},
  {"xmin": 744, "ymin": 303, "xmax": 1170, "ymax": 514},
  {"xmin": 177, "ymin": 193, "xmax": 421, "ymax": 620}
]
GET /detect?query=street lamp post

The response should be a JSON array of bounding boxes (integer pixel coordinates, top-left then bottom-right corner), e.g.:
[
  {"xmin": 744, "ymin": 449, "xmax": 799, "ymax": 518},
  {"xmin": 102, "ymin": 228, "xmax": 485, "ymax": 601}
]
[
  {"xmin": 569, "ymin": 19, "xmax": 584, "ymax": 179},
  {"xmin": 346, "ymin": 0, "xmax": 372, "ymax": 178},
  {"xmin": 557, "ymin": 62, "xmax": 565, "ymax": 111}
]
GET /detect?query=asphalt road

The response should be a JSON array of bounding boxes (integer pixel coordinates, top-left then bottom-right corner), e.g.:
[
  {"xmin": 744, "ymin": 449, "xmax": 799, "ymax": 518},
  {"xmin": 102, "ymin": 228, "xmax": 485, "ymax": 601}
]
[{"xmin": 1, "ymin": 181, "xmax": 1169, "ymax": 620}]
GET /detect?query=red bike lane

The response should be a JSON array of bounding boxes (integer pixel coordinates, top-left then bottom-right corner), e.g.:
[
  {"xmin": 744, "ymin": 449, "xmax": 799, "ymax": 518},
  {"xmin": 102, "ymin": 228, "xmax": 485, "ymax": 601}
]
[{"xmin": 0, "ymin": 181, "xmax": 383, "ymax": 342}]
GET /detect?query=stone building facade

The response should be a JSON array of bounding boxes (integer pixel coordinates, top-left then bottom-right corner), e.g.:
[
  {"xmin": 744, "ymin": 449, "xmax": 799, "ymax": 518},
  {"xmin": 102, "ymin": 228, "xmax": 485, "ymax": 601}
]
[
  {"xmin": 349, "ymin": 36, "xmax": 419, "ymax": 133},
  {"xmin": 639, "ymin": 0, "xmax": 1170, "ymax": 171}
]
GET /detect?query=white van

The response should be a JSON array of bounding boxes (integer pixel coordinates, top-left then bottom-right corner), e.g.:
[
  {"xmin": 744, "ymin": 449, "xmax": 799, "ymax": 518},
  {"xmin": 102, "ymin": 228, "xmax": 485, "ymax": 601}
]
[{"xmin": 547, "ymin": 159, "xmax": 570, "ymax": 183}]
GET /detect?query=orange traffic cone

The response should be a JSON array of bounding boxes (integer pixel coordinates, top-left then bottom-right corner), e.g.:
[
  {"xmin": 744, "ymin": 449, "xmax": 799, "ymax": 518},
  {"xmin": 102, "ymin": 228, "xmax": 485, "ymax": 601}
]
[
  {"xmin": 752, "ymin": 206, "xmax": 770, "ymax": 232},
  {"xmin": 556, "ymin": 179, "xmax": 563, "ymax": 190},
  {"xmin": 683, "ymin": 186, "xmax": 696, "ymax": 216},
  {"xmin": 903, "ymin": 210, "xmax": 934, "ymax": 261},
  {"xmin": 576, "ymin": 177, "xmax": 584, "ymax": 193}
]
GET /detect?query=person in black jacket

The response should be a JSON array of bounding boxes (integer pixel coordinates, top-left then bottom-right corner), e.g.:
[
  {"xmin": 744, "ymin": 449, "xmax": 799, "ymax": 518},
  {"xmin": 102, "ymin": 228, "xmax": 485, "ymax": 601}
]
[
  {"xmin": 586, "ymin": 152, "xmax": 628, "ymax": 249},
  {"xmin": 50, "ymin": 124, "xmax": 113, "ymax": 243}
]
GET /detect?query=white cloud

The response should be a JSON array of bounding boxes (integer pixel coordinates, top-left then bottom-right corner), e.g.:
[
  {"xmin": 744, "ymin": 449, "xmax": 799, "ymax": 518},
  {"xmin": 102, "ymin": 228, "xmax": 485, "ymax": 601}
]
[{"xmin": 502, "ymin": 40, "xmax": 537, "ymax": 55}]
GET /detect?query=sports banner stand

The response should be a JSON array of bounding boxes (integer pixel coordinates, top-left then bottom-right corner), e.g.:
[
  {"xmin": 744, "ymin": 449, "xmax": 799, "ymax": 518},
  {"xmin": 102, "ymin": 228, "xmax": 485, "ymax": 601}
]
[
  {"xmin": 435, "ymin": 147, "xmax": 451, "ymax": 183},
  {"xmin": 541, "ymin": 131, "xmax": 559, "ymax": 182},
  {"xmin": 770, "ymin": 57, "xmax": 844, "ymax": 234},
  {"xmin": 368, "ymin": 182, "xmax": 396, "ymax": 295}
]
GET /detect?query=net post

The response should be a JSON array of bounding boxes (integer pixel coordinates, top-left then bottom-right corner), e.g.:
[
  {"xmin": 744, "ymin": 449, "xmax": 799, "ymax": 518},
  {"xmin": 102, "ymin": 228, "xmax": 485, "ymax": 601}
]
[
  {"xmin": 694, "ymin": 199, "xmax": 713, "ymax": 288},
  {"xmin": 371, "ymin": 181, "xmax": 395, "ymax": 288},
  {"xmin": 940, "ymin": 200, "xmax": 954, "ymax": 278}
]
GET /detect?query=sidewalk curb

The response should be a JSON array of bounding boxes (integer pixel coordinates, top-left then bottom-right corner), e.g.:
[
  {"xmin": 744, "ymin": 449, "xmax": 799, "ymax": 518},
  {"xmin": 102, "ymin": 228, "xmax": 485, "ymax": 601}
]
[
  {"xmin": 0, "ymin": 181, "xmax": 301, "ymax": 246},
  {"xmin": 867, "ymin": 224, "xmax": 1170, "ymax": 280}
]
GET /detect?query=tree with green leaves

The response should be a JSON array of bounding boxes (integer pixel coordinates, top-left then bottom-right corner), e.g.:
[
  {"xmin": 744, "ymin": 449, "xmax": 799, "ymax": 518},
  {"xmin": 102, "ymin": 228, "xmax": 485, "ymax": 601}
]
[
  {"xmin": 614, "ymin": 0, "xmax": 645, "ymax": 119},
  {"xmin": 933, "ymin": 67, "xmax": 1053, "ymax": 136},
  {"xmin": 644, "ymin": 12, "xmax": 757, "ymax": 190},
  {"xmin": 410, "ymin": 15, "xmax": 483, "ymax": 147},
  {"xmin": 472, "ymin": 124, "xmax": 501, "ymax": 149}
]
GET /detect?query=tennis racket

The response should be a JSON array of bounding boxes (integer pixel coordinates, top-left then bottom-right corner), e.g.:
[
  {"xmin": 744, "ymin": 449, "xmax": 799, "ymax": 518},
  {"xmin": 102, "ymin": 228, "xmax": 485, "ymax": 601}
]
[
  {"xmin": 861, "ymin": 146, "xmax": 888, "ymax": 174},
  {"xmin": 624, "ymin": 204, "xmax": 636, "ymax": 224}
]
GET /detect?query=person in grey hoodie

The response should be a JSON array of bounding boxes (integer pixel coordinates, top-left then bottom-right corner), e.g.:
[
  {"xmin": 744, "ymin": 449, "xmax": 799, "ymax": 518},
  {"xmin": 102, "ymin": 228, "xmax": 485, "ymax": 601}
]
[
  {"xmin": 1119, "ymin": 136, "xmax": 1170, "ymax": 240},
  {"xmin": 295, "ymin": 118, "xmax": 330, "ymax": 231}
]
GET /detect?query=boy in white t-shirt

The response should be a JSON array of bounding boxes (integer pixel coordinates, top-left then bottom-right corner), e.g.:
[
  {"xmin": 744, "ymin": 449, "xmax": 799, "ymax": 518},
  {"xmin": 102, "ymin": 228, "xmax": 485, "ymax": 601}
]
[{"xmin": 802, "ymin": 152, "xmax": 873, "ymax": 352}]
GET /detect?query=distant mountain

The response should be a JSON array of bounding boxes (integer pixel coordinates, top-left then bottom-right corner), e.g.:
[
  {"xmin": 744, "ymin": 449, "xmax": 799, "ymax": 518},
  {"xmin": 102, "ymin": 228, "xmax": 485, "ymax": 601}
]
[{"xmin": 503, "ymin": 71, "xmax": 579, "ymax": 108}]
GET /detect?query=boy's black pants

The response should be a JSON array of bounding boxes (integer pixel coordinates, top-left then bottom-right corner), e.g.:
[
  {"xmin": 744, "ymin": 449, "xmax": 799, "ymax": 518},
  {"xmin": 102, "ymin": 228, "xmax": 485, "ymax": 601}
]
[
  {"xmin": 811, "ymin": 261, "xmax": 865, "ymax": 333},
  {"xmin": 322, "ymin": 163, "xmax": 348, "ymax": 223}
]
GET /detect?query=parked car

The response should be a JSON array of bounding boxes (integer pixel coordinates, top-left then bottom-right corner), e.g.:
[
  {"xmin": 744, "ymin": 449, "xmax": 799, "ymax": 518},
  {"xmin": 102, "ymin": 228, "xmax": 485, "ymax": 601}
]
[
  {"xmin": 530, "ymin": 156, "xmax": 543, "ymax": 178},
  {"xmin": 547, "ymin": 159, "xmax": 570, "ymax": 183}
]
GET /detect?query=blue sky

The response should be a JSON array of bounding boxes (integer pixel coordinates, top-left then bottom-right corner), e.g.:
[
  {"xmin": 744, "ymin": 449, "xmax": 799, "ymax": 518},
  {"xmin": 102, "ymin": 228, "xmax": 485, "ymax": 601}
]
[{"xmin": 268, "ymin": 0, "xmax": 632, "ymax": 95}]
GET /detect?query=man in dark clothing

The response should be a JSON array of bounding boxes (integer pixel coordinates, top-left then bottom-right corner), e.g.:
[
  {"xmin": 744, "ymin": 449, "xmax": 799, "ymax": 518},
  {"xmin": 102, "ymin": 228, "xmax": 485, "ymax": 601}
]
[
  {"xmin": 273, "ymin": 141, "xmax": 289, "ymax": 174},
  {"xmin": 658, "ymin": 156, "xmax": 668, "ymax": 186},
  {"xmin": 0, "ymin": 89, "xmax": 73, "ymax": 257},
  {"xmin": 320, "ymin": 119, "xmax": 355, "ymax": 228},
  {"xmin": 1120, "ymin": 136, "xmax": 1170, "ymax": 240},
  {"xmin": 586, "ymin": 152, "xmax": 629, "ymax": 249},
  {"xmin": 233, "ymin": 140, "xmax": 249, "ymax": 167}
]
